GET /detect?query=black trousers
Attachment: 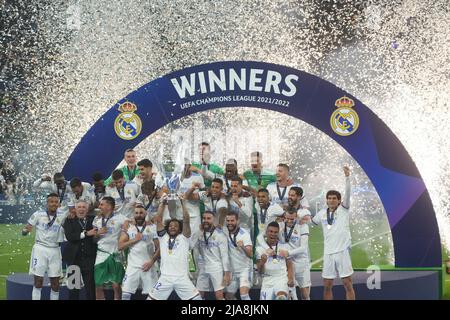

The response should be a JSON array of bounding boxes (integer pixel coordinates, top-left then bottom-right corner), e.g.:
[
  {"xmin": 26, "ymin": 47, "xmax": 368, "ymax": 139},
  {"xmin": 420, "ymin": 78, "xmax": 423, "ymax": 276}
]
[{"xmin": 68, "ymin": 257, "xmax": 96, "ymax": 300}]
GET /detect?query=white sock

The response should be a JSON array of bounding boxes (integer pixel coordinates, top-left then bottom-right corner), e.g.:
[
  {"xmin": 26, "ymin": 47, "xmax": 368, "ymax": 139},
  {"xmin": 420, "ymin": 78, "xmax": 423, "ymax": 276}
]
[
  {"xmin": 240, "ymin": 293, "xmax": 251, "ymax": 300},
  {"xmin": 50, "ymin": 289, "xmax": 59, "ymax": 300},
  {"xmin": 122, "ymin": 292, "xmax": 132, "ymax": 300},
  {"xmin": 289, "ymin": 287, "xmax": 298, "ymax": 300},
  {"xmin": 32, "ymin": 287, "xmax": 42, "ymax": 300}
]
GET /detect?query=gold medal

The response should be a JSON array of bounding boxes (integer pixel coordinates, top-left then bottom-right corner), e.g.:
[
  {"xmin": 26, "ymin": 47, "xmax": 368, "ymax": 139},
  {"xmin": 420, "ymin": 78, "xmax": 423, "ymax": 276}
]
[
  {"xmin": 169, "ymin": 249, "xmax": 173, "ymax": 254},
  {"xmin": 273, "ymin": 258, "xmax": 278, "ymax": 263},
  {"xmin": 259, "ymin": 223, "xmax": 265, "ymax": 231}
]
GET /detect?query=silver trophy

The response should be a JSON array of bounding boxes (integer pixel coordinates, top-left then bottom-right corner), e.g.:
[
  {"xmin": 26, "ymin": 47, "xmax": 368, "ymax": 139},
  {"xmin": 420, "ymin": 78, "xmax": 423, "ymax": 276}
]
[{"xmin": 157, "ymin": 137, "xmax": 189, "ymax": 219}]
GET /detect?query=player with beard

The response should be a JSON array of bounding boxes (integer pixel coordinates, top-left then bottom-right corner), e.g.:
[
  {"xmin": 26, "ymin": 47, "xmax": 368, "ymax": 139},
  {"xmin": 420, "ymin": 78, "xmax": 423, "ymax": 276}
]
[
  {"xmin": 256, "ymin": 221, "xmax": 294, "ymax": 300},
  {"xmin": 119, "ymin": 205, "xmax": 160, "ymax": 299},
  {"xmin": 220, "ymin": 211, "xmax": 253, "ymax": 300},
  {"xmin": 194, "ymin": 211, "xmax": 230, "ymax": 300},
  {"xmin": 287, "ymin": 186, "xmax": 311, "ymax": 224},
  {"xmin": 266, "ymin": 163, "xmax": 309, "ymax": 209}
]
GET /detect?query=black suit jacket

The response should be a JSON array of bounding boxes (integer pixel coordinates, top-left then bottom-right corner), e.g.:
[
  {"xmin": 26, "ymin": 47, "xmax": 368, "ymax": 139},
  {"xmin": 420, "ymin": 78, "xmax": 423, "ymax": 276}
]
[{"xmin": 63, "ymin": 215, "xmax": 97, "ymax": 264}]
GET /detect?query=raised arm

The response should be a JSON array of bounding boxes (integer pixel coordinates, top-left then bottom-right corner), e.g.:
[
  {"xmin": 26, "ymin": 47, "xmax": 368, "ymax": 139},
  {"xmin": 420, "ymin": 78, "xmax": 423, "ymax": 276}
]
[
  {"xmin": 342, "ymin": 166, "xmax": 351, "ymax": 209},
  {"xmin": 155, "ymin": 201, "xmax": 166, "ymax": 233},
  {"xmin": 33, "ymin": 177, "xmax": 53, "ymax": 191},
  {"xmin": 180, "ymin": 196, "xmax": 191, "ymax": 238},
  {"xmin": 185, "ymin": 182, "xmax": 201, "ymax": 201}
]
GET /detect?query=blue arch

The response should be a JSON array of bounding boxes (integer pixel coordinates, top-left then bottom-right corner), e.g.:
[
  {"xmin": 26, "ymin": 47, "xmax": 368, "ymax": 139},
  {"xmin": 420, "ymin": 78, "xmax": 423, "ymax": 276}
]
[{"xmin": 63, "ymin": 61, "xmax": 441, "ymax": 268}]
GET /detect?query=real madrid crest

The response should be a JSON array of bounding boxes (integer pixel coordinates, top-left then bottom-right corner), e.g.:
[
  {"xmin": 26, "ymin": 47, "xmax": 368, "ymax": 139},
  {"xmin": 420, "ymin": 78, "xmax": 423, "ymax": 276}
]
[
  {"xmin": 330, "ymin": 96, "xmax": 359, "ymax": 136},
  {"xmin": 114, "ymin": 102, "xmax": 142, "ymax": 140}
]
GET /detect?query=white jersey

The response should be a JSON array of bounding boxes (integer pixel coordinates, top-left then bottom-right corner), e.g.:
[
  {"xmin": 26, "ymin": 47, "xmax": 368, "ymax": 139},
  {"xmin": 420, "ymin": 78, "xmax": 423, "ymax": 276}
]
[
  {"xmin": 126, "ymin": 223, "xmax": 158, "ymax": 268},
  {"xmin": 266, "ymin": 182, "xmax": 309, "ymax": 208},
  {"xmin": 28, "ymin": 209, "xmax": 66, "ymax": 247},
  {"xmin": 198, "ymin": 191, "xmax": 228, "ymax": 215},
  {"xmin": 312, "ymin": 176, "xmax": 351, "ymax": 254},
  {"xmin": 133, "ymin": 173, "xmax": 165, "ymax": 188},
  {"xmin": 278, "ymin": 221, "xmax": 310, "ymax": 263},
  {"xmin": 88, "ymin": 185, "xmax": 106, "ymax": 204},
  {"xmin": 105, "ymin": 181, "xmax": 139, "ymax": 218},
  {"xmin": 158, "ymin": 233, "xmax": 191, "ymax": 277},
  {"xmin": 256, "ymin": 242, "xmax": 291, "ymax": 278},
  {"xmin": 93, "ymin": 213, "xmax": 128, "ymax": 255},
  {"xmin": 67, "ymin": 182, "xmax": 95, "ymax": 209},
  {"xmin": 228, "ymin": 194, "xmax": 254, "ymax": 231},
  {"xmin": 136, "ymin": 193, "xmax": 159, "ymax": 220},
  {"xmin": 178, "ymin": 173, "xmax": 204, "ymax": 218},
  {"xmin": 223, "ymin": 227, "xmax": 253, "ymax": 273},
  {"xmin": 254, "ymin": 201, "xmax": 284, "ymax": 233},
  {"xmin": 194, "ymin": 227, "xmax": 230, "ymax": 274},
  {"xmin": 33, "ymin": 179, "xmax": 72, "ymax": 214}
]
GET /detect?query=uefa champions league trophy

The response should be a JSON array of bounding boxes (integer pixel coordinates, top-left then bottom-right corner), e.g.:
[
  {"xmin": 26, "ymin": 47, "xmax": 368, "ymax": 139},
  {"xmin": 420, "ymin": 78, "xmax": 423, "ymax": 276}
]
[{"xmin": 157, "ymin": 138, "xmax": 189, "ymax": 219}]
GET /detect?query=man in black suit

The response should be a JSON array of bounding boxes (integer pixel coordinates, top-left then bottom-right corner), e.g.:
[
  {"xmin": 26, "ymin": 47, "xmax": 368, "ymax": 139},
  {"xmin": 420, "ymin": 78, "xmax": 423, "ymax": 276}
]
[{"xmin": 63, "ymin": 199, "xmax": 97, "ymax": 300}]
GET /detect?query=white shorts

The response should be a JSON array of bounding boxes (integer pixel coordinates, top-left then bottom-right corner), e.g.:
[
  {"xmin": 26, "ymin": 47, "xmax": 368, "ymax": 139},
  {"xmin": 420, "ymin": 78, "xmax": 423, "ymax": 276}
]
[
  {"xmin": 294, "ymin": 259, "xmax": 311, "ymax": 288},
  {"xmin": 260, "ymin": 275, "xmax": 289, "ymax": 300},
  {"xmin": 226, "ymin": 268, "xmax": 253, "ymax": 293},
  {"xmin": 322, "ymin": 248, "xmax": 354, "ymax": 279},
  {"xmin": 196, "ymin": 270, "xmax": 224, "ymax": 292},
  {"xmin": 29, "ymin": 243, "xmax": 62, "ymax": 278},
  {"xmin": 122, "ymin": 266, "xmax": 158, "ymax": 295},
  {"xmin": 149, "ymin": 274, "xmax": 200, "ymax": 300}
]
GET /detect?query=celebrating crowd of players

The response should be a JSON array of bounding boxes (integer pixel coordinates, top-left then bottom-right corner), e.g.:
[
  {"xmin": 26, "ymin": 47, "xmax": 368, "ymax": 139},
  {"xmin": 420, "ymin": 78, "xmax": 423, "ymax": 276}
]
[{"xmin": 22, "ymin": 143, "xmax": 356, "ymax": 300}]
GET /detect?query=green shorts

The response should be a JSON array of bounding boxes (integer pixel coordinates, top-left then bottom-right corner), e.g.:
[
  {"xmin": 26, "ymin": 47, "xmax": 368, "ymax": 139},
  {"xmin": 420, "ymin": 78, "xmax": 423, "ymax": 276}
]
[{"xmin": 94, "ymin": 252, "xmax": 125, "ymax": 287}]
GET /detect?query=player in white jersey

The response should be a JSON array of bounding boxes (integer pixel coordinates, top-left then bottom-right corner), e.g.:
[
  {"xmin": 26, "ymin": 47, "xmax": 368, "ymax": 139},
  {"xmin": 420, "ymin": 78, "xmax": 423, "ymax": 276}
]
[
  {"xmin": 186, "ymin": 178, "xmax": 228, "ymax": 226},
  {"xmin": 136, "ymin": 180, "xmax": 160, "ymax": 222},
  {"xmin": 119, "ymin": 205, "xmax": 160, "ymax": 299},
  {"xmin": 148, "ymin": 195, "xmax": 202, "ymax": 300},
  {"xmin": 256, "ymin": 221, "xmax": 294, "ymax": 300},
  {"xmin": 179, "ymin": 163, "xmax": 205, "ymax": 234},
  {"xmin": 255, "ymin": 188, "xmax": 284, "ymax": 246},
  {"xmin": 133, "ymin": 158, "xmax": 164, "ymax": 188},
  {"xmin": 22, "ymin": 193, "xmax": 65, "ymax": 300},
  {"xmin": 287, "ymin": 186, "xmax": 311, "ymax": 224},
  {"xmin": 67, "ymin": 178, "xmax": 95, "ymax": 216},
  {"xmin": 266, "ymin": 163, "xmax": 309, "ymax": 209},
  {"xmin": 227, "ymin": 176, "xmax": 253, "ymax": 234},
  {"xmin": 311, "ymin": 166, "xmax": 355, "ymax": 300},
  {"xmin": 193, "ymin": 211, "xmax": 231, "ymax": 300},
  {"xmin": 220, "ymin": 211, "xmax": 253, "ymax": 300},
  {"xmin": 105, "ymin": 169, "xmax": 139, "ymax": 218},
  {"xmin": 278, "ymin": 209, "xmax": 311, "ymax": 300},
  {"xmin": 33, "ymin": 172, "xmax": 72, "ymax": 215},
  {"xmin": 92, "ymin": 196, "xmax": 129, "ymax": 300},
  {"xmin": 221, "ymin": 159, "xmax": 248, "ymax": 195}
]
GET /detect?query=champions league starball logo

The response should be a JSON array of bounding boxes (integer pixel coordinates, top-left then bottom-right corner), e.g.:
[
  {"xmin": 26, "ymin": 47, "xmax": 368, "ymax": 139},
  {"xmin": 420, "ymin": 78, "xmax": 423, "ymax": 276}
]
[
  {"xmin": 330, "ymin": 96, "xmax": 360, "ymax": 136},
  {"xmin": 114, "ymin": 102, "xmax": 142, "ymax": 140}
]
